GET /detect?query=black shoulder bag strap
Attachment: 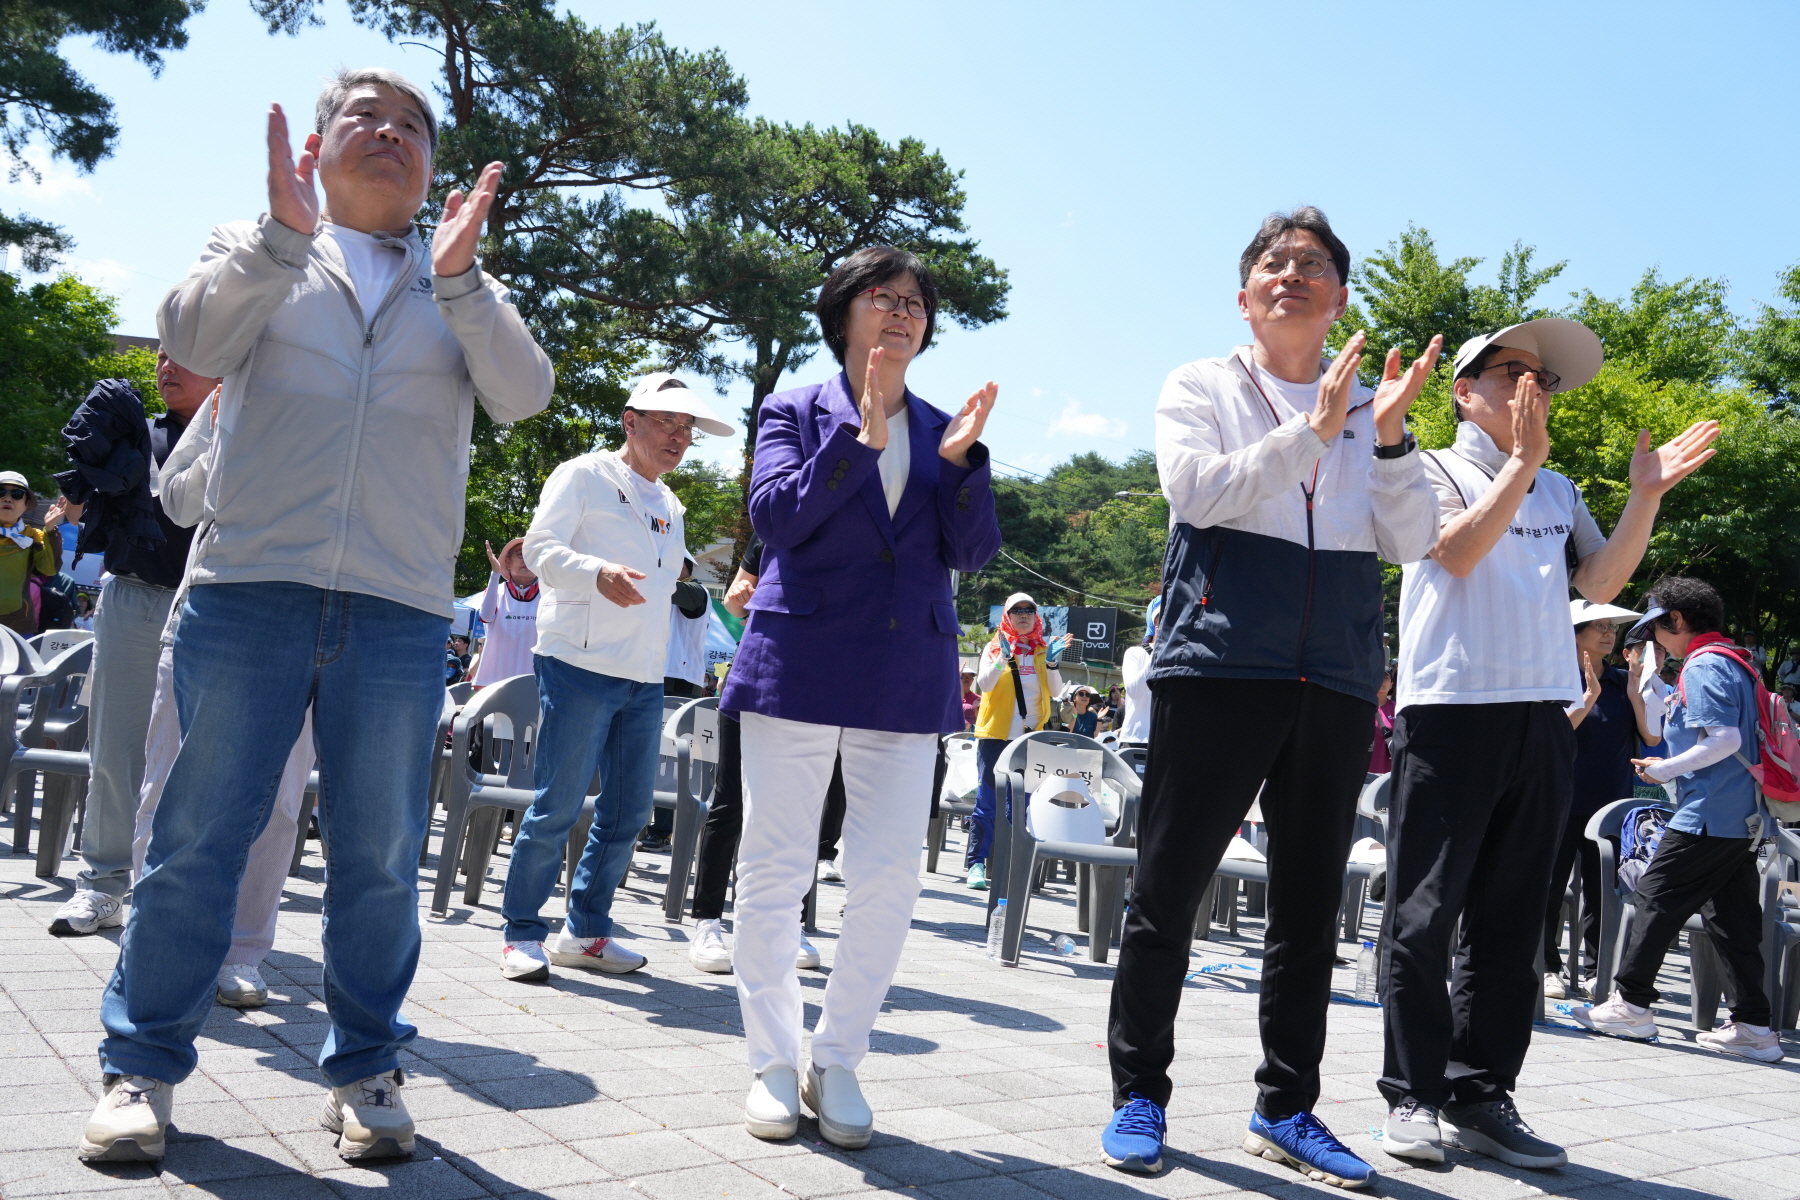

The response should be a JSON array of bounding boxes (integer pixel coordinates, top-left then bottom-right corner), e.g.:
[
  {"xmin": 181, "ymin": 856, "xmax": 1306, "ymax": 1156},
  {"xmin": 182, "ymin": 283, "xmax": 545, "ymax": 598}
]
[{"xmin": 1005, "ymin": 645, "xmax": 1030, "ymax": 722}]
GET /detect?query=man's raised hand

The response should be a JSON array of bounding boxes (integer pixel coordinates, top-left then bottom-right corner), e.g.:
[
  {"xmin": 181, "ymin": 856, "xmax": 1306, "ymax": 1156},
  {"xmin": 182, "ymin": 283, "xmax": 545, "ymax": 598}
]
[
  {"xmin": 1371, "ymin": 335, "xmax": 1443, "ymax": 445},
  {"xmin": 433, "ymin": 161, "xmax": 504, "ymax": 279},
  {"xmin": 940, "ymin": 382, "xmax": 997, "ymax": 467},
  {"xmin": 856, "ymin": 348, "xmax": 889, "ymax": 451},
  {"xmin": 1310, "ymin": 331, "xmax": 1364, "ymax": 442},
  {"xmin": 1508, "ymin": 372, "xmax": 1551, "ymax": 470},
  {"xmin": 267, "ymin": 103, "xmax": 319, "ymax": 235},
  {"xmin": 1630, "ymin": 420, "xmax": 1721, "ymax": 500}
]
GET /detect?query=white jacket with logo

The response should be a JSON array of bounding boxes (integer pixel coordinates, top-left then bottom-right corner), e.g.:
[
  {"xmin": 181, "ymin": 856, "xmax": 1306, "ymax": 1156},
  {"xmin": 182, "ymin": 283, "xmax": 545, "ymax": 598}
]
[{"xmin": 524, "ymin": 449, "xmax": 687, "ymax": 683}]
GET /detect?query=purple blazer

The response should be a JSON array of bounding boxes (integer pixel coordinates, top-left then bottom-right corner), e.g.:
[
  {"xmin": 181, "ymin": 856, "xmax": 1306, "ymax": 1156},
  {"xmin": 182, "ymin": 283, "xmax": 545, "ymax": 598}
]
[{"xmin": 719, "ymin": 372, "xmax": 1001, "ymax": 734}]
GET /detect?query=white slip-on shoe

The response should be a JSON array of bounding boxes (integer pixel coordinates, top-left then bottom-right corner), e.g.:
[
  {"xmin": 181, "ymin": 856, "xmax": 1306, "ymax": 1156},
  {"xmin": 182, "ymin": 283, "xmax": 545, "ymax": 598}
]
[
  {"xmin": 500, "ymin": 940, "xmax": 551, "ymax": 982},
  {"xmin": 1542, "ymin": 972, "xmax": 1566, "ymax": 1000},
  {"xmin": 1569, "ymin": 991, "xmax": 1657, "ymax": 1040},
  {"xmin": 796, "ymin": 930, "xmax": 821, "ymax": 970},
  {"xmin": 1381, "ymin": 1099, "xmax": 1443, "ymax": 1163},
  {"xmin": 547, "ymin": 927, "xmax": 646, "ymax": 974},
  {"xmin": 745, "ymin": 1064, "xmax": 801, "ymax": 1140},
  {"xmin": 803, "ymin": 1062, "xmax": 873, "ymax": 1149},
  {"xmin": 50, "ymin": 889, "xmax": 124, "ymax": 938},
  {"xmin": 817, "ymin": 859, "xmax": 843, "ymax": 883},
  {"xmin": 322, "ymin": 1069, "xmax": 414, "ymax": 1160},
  {"xmin": 1696, "ymin": 1021, "xmax": 1784, "ymax": 1062},
  {"xmin": 78, "ymin": 1075, "xmax": 173, "ymax": 1162},
  {"xmin": 216, "ymin": 962, "xmax": 269, "ymax": 1007},
  {"xmin": 689, "ymin": 919, "xmax": 732, "ymax": 974}
]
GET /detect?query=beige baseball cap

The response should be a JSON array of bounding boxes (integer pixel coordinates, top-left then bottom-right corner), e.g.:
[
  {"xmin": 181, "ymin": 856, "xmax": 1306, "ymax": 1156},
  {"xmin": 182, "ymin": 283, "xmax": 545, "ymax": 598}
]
[
  {"xmin": 1452, "ymin": 318, "xmax": 1604, "ymax": 394},
  {"xmin": 626, "ymin": 372, "xmax": 737, "ymax": 438}
]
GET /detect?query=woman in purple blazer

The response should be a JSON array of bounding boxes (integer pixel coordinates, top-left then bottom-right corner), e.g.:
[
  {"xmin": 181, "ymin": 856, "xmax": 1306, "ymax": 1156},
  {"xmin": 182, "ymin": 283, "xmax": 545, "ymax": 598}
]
[{"xmin": 719, "ymin": 247, "xmax": 1001, "ymax": 1149}]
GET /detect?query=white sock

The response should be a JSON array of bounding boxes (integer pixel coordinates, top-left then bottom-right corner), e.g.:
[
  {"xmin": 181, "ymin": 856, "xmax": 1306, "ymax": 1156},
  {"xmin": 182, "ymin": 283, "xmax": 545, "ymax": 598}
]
[{"xmin": 1741, "ymin": 1023, "xmax": 1773, "ymax": 1036}]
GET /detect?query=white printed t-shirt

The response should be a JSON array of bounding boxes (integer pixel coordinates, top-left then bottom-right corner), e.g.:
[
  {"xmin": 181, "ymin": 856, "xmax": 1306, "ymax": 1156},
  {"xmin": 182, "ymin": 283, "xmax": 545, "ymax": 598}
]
[
  {"xmin": 1396, "ymin": 421, "xmax": 1606, "ymax": 708},
  {"xmin": 473, "ymin": 572, "xmax": 540, "ymax": 686},
  {"xmin": 624, "ymin": 465, "xmax": 676, "ymax": 568}
]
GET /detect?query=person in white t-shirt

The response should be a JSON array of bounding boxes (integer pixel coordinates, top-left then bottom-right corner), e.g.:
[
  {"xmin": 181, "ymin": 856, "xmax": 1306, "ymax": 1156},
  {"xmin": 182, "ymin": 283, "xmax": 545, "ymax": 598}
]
[
  {"xmin": 1379, "ymin": 319, "xmax": 1720, "ymax": 1170},
  {"xmin": 470, "ymin": 537, "xmax": 539, "ymax": 687},
  {"xmin": 1117, "ymin": 596, "xmax": 1159, "ymax": 746}
]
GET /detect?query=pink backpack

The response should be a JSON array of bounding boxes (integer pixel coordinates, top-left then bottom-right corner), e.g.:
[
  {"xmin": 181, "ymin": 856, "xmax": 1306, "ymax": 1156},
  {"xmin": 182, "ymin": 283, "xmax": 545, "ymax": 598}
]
[{"xmin": 1679, "ymin": 642, "xmax": 1800, "ymax": 822}]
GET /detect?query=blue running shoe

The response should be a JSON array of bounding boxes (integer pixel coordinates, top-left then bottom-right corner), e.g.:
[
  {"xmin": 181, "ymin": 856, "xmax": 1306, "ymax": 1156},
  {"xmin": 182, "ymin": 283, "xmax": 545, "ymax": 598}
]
[
  {"xmin": 1101, "ymin": 1095, "xmax": 1166, "ymax": 1174},
  {"xmin": 1243, "ymin": 1111, "xmax": 1374, "ymax": 1188}
]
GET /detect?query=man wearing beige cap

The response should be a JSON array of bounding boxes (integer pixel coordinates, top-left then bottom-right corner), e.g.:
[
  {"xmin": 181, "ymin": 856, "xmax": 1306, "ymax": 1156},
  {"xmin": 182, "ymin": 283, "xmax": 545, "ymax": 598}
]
[
  {"xmin": 1378, "ymin": 320, "xmax": 1720, "ymax": 1169},
  {"xmin": 498, "ymin": 372, "xmax": 735, "ymax": 982}
]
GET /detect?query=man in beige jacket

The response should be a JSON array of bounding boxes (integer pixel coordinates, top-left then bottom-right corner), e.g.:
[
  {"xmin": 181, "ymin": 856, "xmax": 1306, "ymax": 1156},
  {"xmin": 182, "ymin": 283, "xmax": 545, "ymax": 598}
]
[{"xmin": 82, "ymin": 68, "xmax": 552, "ymax": 1167}]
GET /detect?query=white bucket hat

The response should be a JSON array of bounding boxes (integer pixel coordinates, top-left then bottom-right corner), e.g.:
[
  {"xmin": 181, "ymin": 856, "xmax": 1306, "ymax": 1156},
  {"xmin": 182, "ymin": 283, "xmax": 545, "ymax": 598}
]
[
  {"xmin": 626, "ymin": 372, "xmax": 737, "ymax": 438},
  {"xmin": 1453, "ymin": 318, "xmax": 1605, "ymax": 394},
  {"xmin": 1570, "ymin": 599, "xmax": 1642, "ymax": 627}
]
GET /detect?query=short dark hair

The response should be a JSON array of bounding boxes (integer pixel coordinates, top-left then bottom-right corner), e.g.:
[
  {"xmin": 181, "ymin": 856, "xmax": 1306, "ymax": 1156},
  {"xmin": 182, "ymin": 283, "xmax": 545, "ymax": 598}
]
[
  {"xmin": 816, "ymin": 246, "xmax": 939, "ymax": 365},
  {"xmin": 1645, "ymin": 574, "xmax": 1725, "ymax": 635},
  {"xmin": 1238, "ymin": 207, "xmax": 1350, "ymax": 287},
  {"xmin": 1451, "ymin": 341, "xmax": 1507, "ymax": 421}
]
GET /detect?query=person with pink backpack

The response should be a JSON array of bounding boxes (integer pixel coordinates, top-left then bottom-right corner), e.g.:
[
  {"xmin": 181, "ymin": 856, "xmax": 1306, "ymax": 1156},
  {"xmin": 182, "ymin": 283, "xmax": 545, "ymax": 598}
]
[{"xmin": 1571, "ymin": 575, "xmax": 1785, "ymax": 1061}]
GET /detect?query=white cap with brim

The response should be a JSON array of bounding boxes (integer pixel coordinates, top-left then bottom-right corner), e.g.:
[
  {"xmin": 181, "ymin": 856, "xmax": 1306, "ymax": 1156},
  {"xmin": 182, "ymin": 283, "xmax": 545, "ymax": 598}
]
[
  {"xmin": 0, "ymin": 471, "xmax": 29, "ymax": 491},
  {"xmin": 1570, "ymin": 599, "xmax": 1642, "ymax": 627},
  {"xmin": 1452, "ymin": 318, "xmax": 1605, "ymax": 394},
  {"xmin": 627, "ymin": 372, "xmax": 737, "ymax": 438}
]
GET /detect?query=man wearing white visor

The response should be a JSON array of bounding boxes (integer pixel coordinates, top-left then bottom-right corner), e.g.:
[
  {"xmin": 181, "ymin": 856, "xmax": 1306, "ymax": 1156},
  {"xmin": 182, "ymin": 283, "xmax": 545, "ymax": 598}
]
[
  {"xmin": 1379, "ymin": 319, "xmax": 1720, "ymax": 1168},
  {"xmin": 499, "ymin": 372, "xmax": 735, "ymax": 981}
]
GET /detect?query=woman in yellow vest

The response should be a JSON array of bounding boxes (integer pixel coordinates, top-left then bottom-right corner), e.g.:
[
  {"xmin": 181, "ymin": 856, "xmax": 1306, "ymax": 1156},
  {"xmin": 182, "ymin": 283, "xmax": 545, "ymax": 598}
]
[
  {"xmin": 0, "ymin": 471, "xmax": 66, "ymax": 637},
  {"xmin": 967, "ymin": 592, "xmax": 1066, "ymax": 890}
]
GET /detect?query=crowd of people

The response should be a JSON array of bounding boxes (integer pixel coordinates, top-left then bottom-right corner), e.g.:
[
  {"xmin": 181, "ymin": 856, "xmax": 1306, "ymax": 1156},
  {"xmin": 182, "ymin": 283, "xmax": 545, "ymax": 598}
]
[{"xmin": 1, "ymin": 67, "xmax": 1785, "ymax": 1188}]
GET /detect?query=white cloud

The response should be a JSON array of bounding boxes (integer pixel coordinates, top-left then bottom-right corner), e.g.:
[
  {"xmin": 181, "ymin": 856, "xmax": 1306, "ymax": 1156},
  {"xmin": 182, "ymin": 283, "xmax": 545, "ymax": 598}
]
[
  {"xmin": 0, "ymin": 149, "xmax": 93, "ymax": 200},
  {"xmin": 1047, "ymin": 399, "xmax": 1127, "ymax": 439}
]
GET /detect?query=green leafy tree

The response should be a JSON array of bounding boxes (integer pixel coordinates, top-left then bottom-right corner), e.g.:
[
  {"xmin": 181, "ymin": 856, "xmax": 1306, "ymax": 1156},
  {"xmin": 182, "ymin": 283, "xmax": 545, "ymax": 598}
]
[
  {"xmin": 1568, "ymin": 269, "xmax": 1734, "ymax": 386},
  {"xmin": 0, "ymin": 2, "xmax": 233, "ymax": 267},
  {"xmin": 2, "ymin": 270, "xmax": 155, "ymax": 487},
  {"xmin": 1733, "ymin": 262, "xmax": 1800, "ymax": 407}
]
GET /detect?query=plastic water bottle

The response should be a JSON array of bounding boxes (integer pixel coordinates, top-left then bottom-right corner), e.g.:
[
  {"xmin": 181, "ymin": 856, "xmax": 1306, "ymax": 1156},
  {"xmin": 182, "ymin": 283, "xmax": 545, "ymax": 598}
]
[
  {"xmin": 1355, "ymin": 940, "xmax": 1378, "ymax": 1004},
  {"xmin": 1051, "ymin": 932, "xmax": 1078, "ymax": 957},
  {"xmin": 986, "ymin": 899, "xmax": 1009, "ymax": 962}
]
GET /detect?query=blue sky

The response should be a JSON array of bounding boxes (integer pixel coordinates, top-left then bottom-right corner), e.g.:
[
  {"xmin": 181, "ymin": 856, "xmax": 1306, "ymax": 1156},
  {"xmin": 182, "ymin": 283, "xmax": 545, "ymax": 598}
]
[{"xmin": 15, "ymin": 0, "xmax": 1800, "ymax": 477}]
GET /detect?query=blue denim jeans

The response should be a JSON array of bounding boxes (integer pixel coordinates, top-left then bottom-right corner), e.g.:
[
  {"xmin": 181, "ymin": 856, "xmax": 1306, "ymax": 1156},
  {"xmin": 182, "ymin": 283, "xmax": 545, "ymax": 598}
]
[
  {"xmin": 99, "ymin": 582, "xmax": 446, "ymax": 1087},
  {"xmin": 500, "ymin": 654, "xmax": 663, "ymax": 944},
  {"xmin": 966, "ymin": 736, "xmax": 1009, "ymax": 866}
]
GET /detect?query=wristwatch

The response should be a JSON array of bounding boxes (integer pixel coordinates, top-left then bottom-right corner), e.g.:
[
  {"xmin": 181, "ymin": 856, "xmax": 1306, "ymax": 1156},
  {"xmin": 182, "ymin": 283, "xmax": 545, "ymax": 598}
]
[{"xmin": 1373, "ymin": 433, "xmax": 1417, "ymax": 460}]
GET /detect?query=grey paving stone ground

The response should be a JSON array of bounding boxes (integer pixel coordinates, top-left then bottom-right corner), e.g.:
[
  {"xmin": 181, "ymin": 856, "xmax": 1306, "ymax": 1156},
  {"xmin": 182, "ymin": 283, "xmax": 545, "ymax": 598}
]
[{"xmin": 2, "ymin": 811, "xmax": 1796, "ymax": 1199}]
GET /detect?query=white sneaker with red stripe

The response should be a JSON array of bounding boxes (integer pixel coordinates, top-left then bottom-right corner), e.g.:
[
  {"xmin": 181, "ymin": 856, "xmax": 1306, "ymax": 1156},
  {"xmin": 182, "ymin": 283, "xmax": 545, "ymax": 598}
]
[
  {"xmin": 547, "ymin": 927, "xmax": 645, "ymax": 973},
  {"xmin": 500, "ymin": 940, "xmax": 550, "ymax": 981}
]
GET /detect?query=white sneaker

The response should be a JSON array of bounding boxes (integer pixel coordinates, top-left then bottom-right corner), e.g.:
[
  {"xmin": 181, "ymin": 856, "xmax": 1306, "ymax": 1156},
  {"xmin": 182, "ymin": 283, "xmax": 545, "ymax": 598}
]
[
  {"xmin": 547, "ymin": 926, "xmax": 645, "ymax": 974},
  {"xmin": 1542, "ymin": 972, "xmax": 1566, "ymax": 1000},
  {"xmin": 216, "ymin": 962, "xmax": 268, "ymax": 1007},
  {"xmin": 1696, "ymin": 1021, "xmax": 1785, "ymax": 1062},
  {"xmin": 689, "ymin": 919, "xmax": 732, "ymax": 974},
  {"xmin": 802, "ymin": 1062, "xmax": 873, "ymax": 1149},
  {"xmin": 50, "ymin": 889, "xmax": 124, "ymax": 937},
  {"xmin": 78, "ymin": 1075, "xmax": 172, "ymax": 1161},
  {"xmin": 500, "ymin": 940, "xmax": 550, "ymax": 982},
  {"xmin": 1382, "ymin": 1099, "xmax": 1443, "ymax": 1163},
  {"xmin": 322, "ymin": 1069, "xmax": 414, "ymax": 1159},
  {"xmin": 746, "ymin": 1064, "xmax": 800, "ymax": 1139},
  {"xmin": 796, "ymin": 931, "xmax": 821, "ymax": 970},
  {"xmin": 1570, "ymin": 991, "xmax": 1657, "ymax": 1040},
  {"xmin": 817, "ymin": 859, "xmax": 843, "ymax": 883}
]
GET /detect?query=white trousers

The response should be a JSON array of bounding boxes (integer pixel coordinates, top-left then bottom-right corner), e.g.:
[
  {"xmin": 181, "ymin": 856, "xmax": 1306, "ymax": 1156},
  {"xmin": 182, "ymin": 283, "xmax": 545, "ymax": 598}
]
[
  {"xmin": 735, "ymin": 712, "xmax": 936, "ymax": 1075},
  {"xmin": 132, "ymin": 644, "xmax": 313, "ymax": 968}
]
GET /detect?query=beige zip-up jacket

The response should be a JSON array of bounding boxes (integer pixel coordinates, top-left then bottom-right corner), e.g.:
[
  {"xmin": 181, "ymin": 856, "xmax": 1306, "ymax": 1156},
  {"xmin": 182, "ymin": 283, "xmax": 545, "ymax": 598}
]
[{"xmin": 156, "ymin": 213, "xmax": 553, "ymax": 618}]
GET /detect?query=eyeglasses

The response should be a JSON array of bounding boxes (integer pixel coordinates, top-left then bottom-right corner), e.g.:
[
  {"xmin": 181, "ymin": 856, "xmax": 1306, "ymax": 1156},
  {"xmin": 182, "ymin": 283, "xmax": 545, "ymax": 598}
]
[
  {"xmin": 1474, "ymin": 360, "xmax": 1563, "ymax": 394},
  {"xmin": 1253, "ymin": 249, "xmax": 1335, "ymax": 280},
  {"xmin": 1007, "ymin": 604, "xmax": 1037, "ymax": 615},
  {"xmin": 0, "ymin": 488, "xmax": 27, "ymax": 502},
  {"xmin": 859, "ymin": 287, "xmax": 930, "ymax": 319},
  {"xmin": 637, "ymin": 413, "xmax": 705, "ymax": 442}
]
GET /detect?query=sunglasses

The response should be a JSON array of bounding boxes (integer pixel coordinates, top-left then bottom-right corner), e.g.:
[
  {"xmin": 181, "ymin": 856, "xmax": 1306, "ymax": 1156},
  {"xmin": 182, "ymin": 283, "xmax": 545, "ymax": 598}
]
[
  {"xmin": 1007, "ymin": 604, "xmax": 1037, "ymax": 615},
  {"xmin": 0, "ymin": 488, "xmax": 28, "ymax": 502}
]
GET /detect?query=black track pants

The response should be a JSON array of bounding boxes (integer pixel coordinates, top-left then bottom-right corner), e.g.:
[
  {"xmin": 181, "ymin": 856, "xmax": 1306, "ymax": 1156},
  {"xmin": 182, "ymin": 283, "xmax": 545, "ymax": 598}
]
[
  {"xmin": 1378, "ymin": 701, "xmax": 1574, "ymax": 1108},
  {"xmin": 1614, "ymin": 829, "xmax": 1770, "ymax": 1026},
  {"xmin": 1107, "ymin": 677, "xmax": 1374, "ymax": 1119}
]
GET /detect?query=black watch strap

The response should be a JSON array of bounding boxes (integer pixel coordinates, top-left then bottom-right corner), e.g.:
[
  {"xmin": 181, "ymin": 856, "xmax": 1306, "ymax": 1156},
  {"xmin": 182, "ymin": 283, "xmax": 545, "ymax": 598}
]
[{"xmin": 1373, "ymin": 432, "xmax": 1417, "ymax": 460}]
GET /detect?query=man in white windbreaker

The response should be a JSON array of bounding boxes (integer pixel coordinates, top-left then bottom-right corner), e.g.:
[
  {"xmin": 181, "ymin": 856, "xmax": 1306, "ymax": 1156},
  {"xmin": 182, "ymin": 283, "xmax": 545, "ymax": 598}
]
[
  {"xmin": 499, "ymin": 373, "xmax": 735, "ymax": 982},
  {"xmin": 84, "ymin": 68, "xmax": 552, "ymax": 1167}
]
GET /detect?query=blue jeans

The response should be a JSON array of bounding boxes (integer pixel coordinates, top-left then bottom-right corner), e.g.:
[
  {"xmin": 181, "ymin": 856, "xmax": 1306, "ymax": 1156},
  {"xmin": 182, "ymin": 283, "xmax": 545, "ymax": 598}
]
[
  {"xmin": 966, "ymin": 736, "xmax": 1009, "ymax": 866},
  {"xmin": 500, "ymin": 654, "xmax": 663, "ymax": 944},
  {"xmin": 100, "ymin": 582, "xmax": 446, "ymax": 1087}
]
